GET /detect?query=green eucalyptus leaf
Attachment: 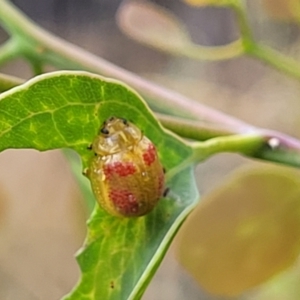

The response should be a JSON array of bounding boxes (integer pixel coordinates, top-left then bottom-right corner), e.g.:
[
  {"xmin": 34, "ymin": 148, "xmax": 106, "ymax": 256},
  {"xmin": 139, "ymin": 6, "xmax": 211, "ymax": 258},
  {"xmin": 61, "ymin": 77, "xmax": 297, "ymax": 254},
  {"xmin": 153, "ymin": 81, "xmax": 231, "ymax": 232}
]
[{"xmin": 0, "ymin": 71, "xmax": 199, "ymax": 299}]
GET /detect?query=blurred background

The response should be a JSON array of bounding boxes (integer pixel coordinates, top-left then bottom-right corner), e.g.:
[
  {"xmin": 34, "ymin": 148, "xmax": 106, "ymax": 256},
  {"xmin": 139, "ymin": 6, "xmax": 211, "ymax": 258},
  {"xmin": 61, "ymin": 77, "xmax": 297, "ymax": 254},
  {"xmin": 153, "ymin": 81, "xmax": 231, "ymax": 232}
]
[{"xmin": 0, "ymin": 0, "xmax": 300, "ymax": 299}]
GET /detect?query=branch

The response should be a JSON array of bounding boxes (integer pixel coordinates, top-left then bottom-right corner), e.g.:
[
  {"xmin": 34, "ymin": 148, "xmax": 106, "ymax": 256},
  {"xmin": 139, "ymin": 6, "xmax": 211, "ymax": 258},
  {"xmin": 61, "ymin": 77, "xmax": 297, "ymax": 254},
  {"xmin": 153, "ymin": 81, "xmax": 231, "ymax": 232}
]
[
  {"xmin": 191, "ymin": 132, "xmax": 300, "ymax": 168},
  {"xmin": 0, "ymin": 38, "xmax": 20, "ymax": 66}
]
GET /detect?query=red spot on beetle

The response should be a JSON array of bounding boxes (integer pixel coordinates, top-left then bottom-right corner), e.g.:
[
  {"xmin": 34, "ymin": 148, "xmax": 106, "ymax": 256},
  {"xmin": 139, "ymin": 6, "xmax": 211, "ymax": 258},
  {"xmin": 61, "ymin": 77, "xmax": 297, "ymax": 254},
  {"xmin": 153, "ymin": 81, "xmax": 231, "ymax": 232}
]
[
  {"xmin": 143, "ymin": 144, "xmax": 156, "ymax": 166},
  {"xmin": 104, "ymin": 162, "xmax": 136, "ymax": 179},
  {"xmin": 109, "ymin": 189, "xmax": 139, "ymax": 215}
]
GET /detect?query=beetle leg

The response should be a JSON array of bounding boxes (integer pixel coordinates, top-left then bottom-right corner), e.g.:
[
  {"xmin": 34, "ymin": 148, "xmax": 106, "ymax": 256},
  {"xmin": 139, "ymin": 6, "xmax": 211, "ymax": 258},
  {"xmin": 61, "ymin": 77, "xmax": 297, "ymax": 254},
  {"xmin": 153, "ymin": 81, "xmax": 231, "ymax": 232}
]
[{"xmin": 163, "ymin": 187, "xmax": 170, "ymax": 197}]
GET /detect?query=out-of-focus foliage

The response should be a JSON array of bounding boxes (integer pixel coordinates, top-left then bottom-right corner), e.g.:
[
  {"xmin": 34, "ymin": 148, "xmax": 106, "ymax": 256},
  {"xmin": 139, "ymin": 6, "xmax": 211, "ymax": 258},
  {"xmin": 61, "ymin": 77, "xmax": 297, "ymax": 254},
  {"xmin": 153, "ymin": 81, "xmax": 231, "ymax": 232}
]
[
  {"xmin": 117, "ymin": 1, "xmax": 243, "ymax": 60},
  {"xmin": 176, "ymin": 164, "xmax": 300, "ymax": 297},
  {"xmin": 263, "ymin": 0, "xmax": 300, "ymax": 22},
  {"xmin": 182, "ymin": 0, "xmax": 231, "ymax": 6}
]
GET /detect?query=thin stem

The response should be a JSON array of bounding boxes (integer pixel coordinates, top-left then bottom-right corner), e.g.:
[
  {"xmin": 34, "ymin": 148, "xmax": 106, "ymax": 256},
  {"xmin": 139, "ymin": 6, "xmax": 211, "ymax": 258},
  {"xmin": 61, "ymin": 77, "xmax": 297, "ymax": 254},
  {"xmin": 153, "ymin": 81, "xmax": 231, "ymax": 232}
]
[
  {"xmin": 249, "ymin": 44, "xmax": 300, "ymax": 80},
  {"xmin": 0, "ymin": 38, "xmax": 20, "ymax": 65},
  {"xmin": 167, "ymin": 130, "xmax": 300, "ymax": 180},
  {"xmin": 192, "ymin": 134, "xmax": 265, "ymax": 163},
  {"xmin": 255, "ymin": 129, "xmax": 300, "ymax": 167},
  {"xmin": 230, "ymin": 1, "xmax": 255, "ymax": 50},
  {"xmin": 156, "ymin": 113, "xmax": 238, "ymax": 140},
  {"xmin": 155, "ymin": 116, "xmax": 300, "ymax": 168},
  {"xmin": 191, "ymin": 132, "xmax": 300, "ymax": 168},
  {"xmin": 232, "ymin": 1, "xmax": 300, "ymax": 80},
  {"xmin": 30, "ymin": 60, "xmax": 44, "ymax": 76},
  {"xmin": 156, "ymin": 115, "xmax": 300, "ymax": 169},
  {"xmin": 166, "ymin": 133, "xmax": 264, "ymax": 180},
  {"xmin": 176, "ymin": 39, "xmax": 244, "ymax": 61}
]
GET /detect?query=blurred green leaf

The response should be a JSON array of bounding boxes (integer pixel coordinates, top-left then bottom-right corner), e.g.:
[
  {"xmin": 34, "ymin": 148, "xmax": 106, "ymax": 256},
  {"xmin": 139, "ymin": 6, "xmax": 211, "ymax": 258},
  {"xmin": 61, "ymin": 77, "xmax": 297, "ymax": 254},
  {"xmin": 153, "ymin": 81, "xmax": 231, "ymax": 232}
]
[
  {"xmin": 0, "ymin": 71, "xmax": 199, "ymax": 299},
  {"xmin": 117, "ymin": 0, "xmax": 243, "ymax": 60}
]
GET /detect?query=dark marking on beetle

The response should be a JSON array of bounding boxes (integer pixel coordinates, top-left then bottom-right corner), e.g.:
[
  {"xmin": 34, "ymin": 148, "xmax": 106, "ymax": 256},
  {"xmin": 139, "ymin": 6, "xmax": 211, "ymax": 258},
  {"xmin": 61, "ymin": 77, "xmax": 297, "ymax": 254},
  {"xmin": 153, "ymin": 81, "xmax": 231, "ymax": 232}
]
[
  {"xmin": 110, "ymin": 281, "xmax": 115, "ymax": 289},
  {"xmin": 163, "ymin": 187, "xmax": 170, "ymax": 197},
  {"xmin": 87, "ymin": 144, "xmax": 92, "ymax": 150},
  {"xmin": 100, "ymin": 127, "xmax": 109, "ymax": 135},
  {"xmin": 121, "ymin": 118, "xmax": 128, "ymax": 125},
  {"xmin": 82, "ymin": 168, "xmax": 89, "ymax": 177}
]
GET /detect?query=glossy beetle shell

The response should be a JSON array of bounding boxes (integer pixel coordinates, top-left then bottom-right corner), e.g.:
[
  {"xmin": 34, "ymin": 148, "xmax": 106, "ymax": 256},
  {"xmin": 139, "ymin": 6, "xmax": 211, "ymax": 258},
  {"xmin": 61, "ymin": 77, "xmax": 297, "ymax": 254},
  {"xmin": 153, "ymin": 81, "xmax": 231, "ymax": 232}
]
[{"xmin": 87, "ymin": 117, "xmax": 165, "ymax": 217}]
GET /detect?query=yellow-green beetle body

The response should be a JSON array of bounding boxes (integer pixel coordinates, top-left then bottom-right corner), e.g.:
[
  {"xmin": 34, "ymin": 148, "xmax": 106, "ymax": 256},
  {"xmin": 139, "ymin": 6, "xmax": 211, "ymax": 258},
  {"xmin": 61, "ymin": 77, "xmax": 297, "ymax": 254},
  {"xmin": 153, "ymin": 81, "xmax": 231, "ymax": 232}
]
[{"xmin": 87, "ymin": 117, "xmax": 165, "ymax": 217}]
